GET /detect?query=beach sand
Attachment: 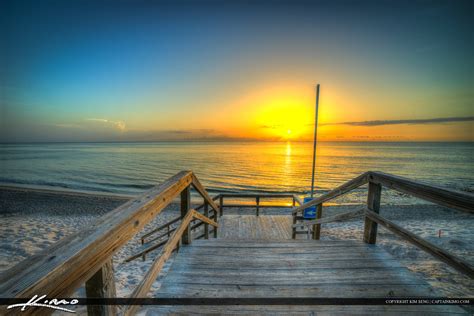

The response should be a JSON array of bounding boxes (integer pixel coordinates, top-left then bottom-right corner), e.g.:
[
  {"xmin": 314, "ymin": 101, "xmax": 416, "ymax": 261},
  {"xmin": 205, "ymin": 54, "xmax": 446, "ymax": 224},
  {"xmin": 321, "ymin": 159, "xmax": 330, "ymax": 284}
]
[{"xmin": 1, "ymin": 186, "xmax": 472, "ymax": 314}]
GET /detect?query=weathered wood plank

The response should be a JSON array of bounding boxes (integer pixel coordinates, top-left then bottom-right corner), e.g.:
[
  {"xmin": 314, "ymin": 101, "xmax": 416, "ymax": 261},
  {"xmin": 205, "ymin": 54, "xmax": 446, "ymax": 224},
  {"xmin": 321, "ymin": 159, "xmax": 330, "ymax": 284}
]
[
  {"xmin": 212, "ymin": 209, "xmax": 218, "ymax": 238},
  {"xmin": 191, "ymin": 210, "xmax": 218, "ymax": 227},
  {"xmin": 190, "ymin": 239, "xmax": 365, "ymax": 247},
  {"xmin": 293, "ymin": 195, "xmax": 304, "ymax": 206},
  {"xmin": 292, "ymin": 172, "xmax": 369, "ymax": 214},
  {"xmin": 143, "ymin": 305, "xmax": 467, "ymax": 315},
  {"xmin": 85, "ymin": 259, "xmax": 116, "ymax": 316},
  {"xmin": 293, "ymin": 208, "xmax": 365, "ymax": 228},
  {"xmin": 222, "ymin": 204, "xmax": 290, "ymax": 208},
  {"xmin": 219, "ymin": 195, "xmax": 224, "ymax": 215},
  {"xmin": 203, "ymin": 202, "xmax": 209, "ymax": 239},
  {"xmin": 191, "ymin": 174, "xmax": 220, "ymax": 214},
  {"xmin": 123, "ymin": 209, "xmax": 197, "ymax": 315},
  {"xmin": 366, "ymin": 209, "xmax": 474, "ymax": 278},
  {"xmin": 370, "ymin": 171, "xmax": 474, "ymax": 213},
  {"xmin": 221, "ymin": 193, "xmax": 295, "ymax": 198},
  {"xmin": 0, "ymin": 171, "xmax": 193, "ymax": 306},
  {"xmin": 169, "ymin": 258, "xmax": 405, "ymax": 270},
  {"xmin": 219, "ymin": 215, "xmax": 293, "ymax": 240},
  {"xmin": 180, "ymin": 185, "xmax": 191, "ymax": 245},
  {"xmin": 141, "ymin": 216, "xmax": 180, "ymax": 241},
  {"xmin": 194, "ymin": 194, "xmax": 220, "ymax": 211},
  {"xmin": 142, "ymin": 226, "xmax": 176, "ymax": 246},
  {"xmin": 153, "ymin": 238, "xmax": 466, "ymax": 315},
  {"xmin": 124, "ymin": 239, "xmax": 168, "ymax": 263},
  {"xmin": 177, "ymin": 246, "xmax": 388, "ymax": 256},
  {"xmin": 157, "ymin": 283, "xmax": 435, "ymax": 298},
  {"xmin": 163, "ymin": 266, "xmax": 420, "ymax": 284},
  {"xmin": 364, "ymin": 181, "xmax": 382, "ymax": 244},
  {"xmin": 312, "ymin": 204, "xmax": 323, "ymax": 239}
]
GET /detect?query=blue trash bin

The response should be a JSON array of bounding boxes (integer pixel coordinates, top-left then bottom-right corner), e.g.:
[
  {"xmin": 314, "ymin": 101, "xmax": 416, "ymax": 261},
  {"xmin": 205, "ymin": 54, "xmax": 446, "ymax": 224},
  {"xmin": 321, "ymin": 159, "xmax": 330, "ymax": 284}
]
[{"xmin": 303, "ymin": 197, "xmax": 317, "ymax": 219}]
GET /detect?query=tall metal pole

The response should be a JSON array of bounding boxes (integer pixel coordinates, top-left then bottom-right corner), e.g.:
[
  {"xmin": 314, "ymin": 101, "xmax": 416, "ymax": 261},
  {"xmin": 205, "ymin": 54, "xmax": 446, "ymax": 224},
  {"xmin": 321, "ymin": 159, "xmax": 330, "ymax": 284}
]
[{"xmin": 310, "ymin": 84, "xmax": 320, "ymax": 198}]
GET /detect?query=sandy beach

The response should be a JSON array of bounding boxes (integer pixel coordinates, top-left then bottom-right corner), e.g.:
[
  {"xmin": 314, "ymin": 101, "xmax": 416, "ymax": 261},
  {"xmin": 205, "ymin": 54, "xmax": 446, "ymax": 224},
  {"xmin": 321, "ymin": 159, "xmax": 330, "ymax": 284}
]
[{"xmin": 1, "ymin": 186, "xmax": 472, "ymax": 314}]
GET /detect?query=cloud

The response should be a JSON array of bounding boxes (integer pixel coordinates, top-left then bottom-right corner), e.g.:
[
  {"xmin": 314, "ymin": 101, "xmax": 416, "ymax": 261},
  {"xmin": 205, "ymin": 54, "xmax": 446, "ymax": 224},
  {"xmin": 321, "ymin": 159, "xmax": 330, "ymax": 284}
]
[
  {"xmin": 54, "ymin": 123, "xmax": 84, "ymax": 129},
  {"xmin": 260, "ymin": 124, "xmax": 282, "ymax": 129},
  {"xmin": 86, "ymin": 118, "xmax": 126, "ymax": 131},
  {"xmin": 159, "ymin": 129, "xmax": 215, "ymax": 134},
  {"xmin": 321, "ymin": 116, "xmax": 474, "ymax": 127}
]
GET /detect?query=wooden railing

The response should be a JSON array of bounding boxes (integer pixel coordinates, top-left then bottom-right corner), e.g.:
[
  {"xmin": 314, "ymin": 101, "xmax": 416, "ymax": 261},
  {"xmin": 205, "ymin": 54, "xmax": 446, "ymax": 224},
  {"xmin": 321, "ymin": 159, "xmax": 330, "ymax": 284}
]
[
  {"xmin": 0, "ymin": 171, "xmax": 220, "ymax": 316},
  {"xmin": 1, "ymin": 170, "xmax": 472, "ymax": 315},
  {"xmin": 291, "ymin": 171, "xmax": 474, "ymax": 279},
  {"xmin": 127, "ymin": 193, "xmax": 299, "ymax": 262},
  {"xmin": 123, "ymin": 209, "xmax": 217, "ymax": 316},
  {"xmin": 218, "ymin": 193, "xmax": 300, "ymax": 216},
  {"xmin": 125, "ymin": 202, "xmax": 219, "ymax": 262}
]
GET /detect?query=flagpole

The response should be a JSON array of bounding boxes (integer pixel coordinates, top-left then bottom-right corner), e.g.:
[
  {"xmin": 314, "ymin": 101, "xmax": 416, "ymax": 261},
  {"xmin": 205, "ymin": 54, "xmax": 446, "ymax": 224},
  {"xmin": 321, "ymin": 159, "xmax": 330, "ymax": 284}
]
[{"xmin": 310, "ymin": 84, "xmax": 320, "ymax": 198}]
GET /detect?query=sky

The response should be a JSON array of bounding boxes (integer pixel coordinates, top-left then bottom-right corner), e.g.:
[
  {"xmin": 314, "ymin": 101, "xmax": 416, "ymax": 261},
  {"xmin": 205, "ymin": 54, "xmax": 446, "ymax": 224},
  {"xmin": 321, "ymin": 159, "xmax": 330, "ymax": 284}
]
[{"xmin": 1, "ymin": 0, "xmax": 473, "ymax": 142}]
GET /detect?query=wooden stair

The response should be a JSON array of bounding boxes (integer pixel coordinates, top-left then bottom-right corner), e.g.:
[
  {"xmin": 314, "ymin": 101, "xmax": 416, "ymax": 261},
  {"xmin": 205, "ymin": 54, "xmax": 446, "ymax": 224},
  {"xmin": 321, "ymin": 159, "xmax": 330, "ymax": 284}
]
[{"xmin": 146, "ymin": 238, "xmax": 468, "ymax": 315}]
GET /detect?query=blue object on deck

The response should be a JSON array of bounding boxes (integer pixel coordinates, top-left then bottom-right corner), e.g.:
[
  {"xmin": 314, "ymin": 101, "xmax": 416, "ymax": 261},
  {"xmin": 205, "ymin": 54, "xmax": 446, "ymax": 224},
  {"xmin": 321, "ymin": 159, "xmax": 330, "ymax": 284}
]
[{"xmin": 303, "ymin": 197, "xmax": 317, "ymax": 219}]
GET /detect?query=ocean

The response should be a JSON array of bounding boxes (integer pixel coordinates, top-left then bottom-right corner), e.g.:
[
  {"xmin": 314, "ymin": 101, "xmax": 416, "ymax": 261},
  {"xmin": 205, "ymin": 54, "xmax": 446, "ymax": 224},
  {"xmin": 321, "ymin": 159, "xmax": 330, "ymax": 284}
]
[{"xmin": 1, "ymin": 142, "xmax": 473, "ymax": 205}]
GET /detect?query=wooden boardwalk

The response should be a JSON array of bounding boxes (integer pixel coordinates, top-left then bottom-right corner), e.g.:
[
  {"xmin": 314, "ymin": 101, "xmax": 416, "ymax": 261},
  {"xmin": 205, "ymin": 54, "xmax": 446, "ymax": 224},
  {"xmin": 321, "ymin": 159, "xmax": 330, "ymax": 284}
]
[
  {"xmin": 150, "ymin": 238, "xmax": 467, "ymax": 314},
  {"xmin": 2, "ymin": 171, "xmax": 471, "ymax": 316},
  {"xmin": 219, "ymin": 215, "xmax": 293, "ymax": 239}
]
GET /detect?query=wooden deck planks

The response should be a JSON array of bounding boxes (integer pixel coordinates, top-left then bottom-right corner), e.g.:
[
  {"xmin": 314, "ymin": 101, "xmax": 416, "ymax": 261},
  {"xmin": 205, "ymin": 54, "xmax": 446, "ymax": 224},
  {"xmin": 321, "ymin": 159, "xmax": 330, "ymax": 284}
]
[
  {"xmin": 219, "ymin": 215, "xmax": 293, "ymax": 240},
  {"xmin": 141, "ymin": 305, "xmax": 467, "ymax": 315},
  {"xmin": 152, "ymin": 238, "xmax": 467, "ymax": 315}
]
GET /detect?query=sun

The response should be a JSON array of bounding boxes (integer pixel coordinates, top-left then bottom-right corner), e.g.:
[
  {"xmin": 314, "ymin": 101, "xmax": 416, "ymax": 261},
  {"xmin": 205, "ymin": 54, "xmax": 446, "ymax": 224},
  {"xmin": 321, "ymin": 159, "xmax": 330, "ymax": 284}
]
[{"xmin": 287, "ymin": 129, "xmax": 292, "ymax": 135}]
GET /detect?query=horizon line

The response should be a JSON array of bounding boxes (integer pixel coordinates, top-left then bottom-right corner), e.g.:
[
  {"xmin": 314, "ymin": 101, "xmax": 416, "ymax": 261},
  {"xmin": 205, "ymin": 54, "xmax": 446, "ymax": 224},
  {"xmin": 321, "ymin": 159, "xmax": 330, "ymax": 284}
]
[{"xmin": 1, "ymin": 139, "xmax": 473, "ymax": 145}]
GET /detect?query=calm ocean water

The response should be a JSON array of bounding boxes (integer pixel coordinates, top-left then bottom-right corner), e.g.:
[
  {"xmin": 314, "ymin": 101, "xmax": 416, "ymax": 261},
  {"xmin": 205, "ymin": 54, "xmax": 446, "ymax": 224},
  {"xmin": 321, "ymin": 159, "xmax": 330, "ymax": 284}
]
[{"xmin": 1, "ymin": 142, "xmax": 473, "ymax": 205}]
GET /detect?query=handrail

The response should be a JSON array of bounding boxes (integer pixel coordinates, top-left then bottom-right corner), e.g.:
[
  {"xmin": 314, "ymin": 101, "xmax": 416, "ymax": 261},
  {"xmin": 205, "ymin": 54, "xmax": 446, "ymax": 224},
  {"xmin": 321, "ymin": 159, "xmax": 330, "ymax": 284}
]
[
  {"xmin": 292, "ymin": 171, "xmax": 473, "ymax": 215},
  {"xmin": 0, "ymin": 170, "xmax": 219, "ymax": 316},
  {"xmin": 365, "ymin": 209, "xmax": 473, "ymax": 278},
  {"xmin": 135, "ymin": 191, "xmax": 298, "ymax": 263},
  {"xmin": 123, "ymin": 209, "xmax": 217, "ymax": 316},
  {"xmin": 195, "ymin": 195, "xmax": 220, "ymax": 211},
  {"xmin": 292, "ymin": 172, "xmax": 369, "ymax": 215},
  {"xmin": 191, "ymin": 174, "xmax": 220, "ymax": 214},
  {"xmin": 141, "ymin": 216, "xmax": 181, "ymax": 241},
  {"xmin": 129, "ymin": 211, "xmax": 218, "ymax": 263},
  {"xmin": 220, "ymin": 193, "xmax": 296, "ymax": 198},
  {"xmin": 0, "ymin": 171, "xmax": 193, "ymax": 301},
  {"xmin": 369, "ymin": 171, "xmax": 474, "ymax": 213},
  {"xmin": 141, "ymin": 200, "xmax": 219, "ymax": 245},
  {"xmin": 218, "ymin": 193, "xmax": 299, "ymax": 216},
  {"xmin": 290, "ymin": 171, "xmax": 474, "ymax": 279},
  {"xmin": 293, "ymin": 195, "xmax": 304, "ymax": 206},
  {"xmin": 293, "ymin": 208, "xmax": 366, "ymax": 227}
]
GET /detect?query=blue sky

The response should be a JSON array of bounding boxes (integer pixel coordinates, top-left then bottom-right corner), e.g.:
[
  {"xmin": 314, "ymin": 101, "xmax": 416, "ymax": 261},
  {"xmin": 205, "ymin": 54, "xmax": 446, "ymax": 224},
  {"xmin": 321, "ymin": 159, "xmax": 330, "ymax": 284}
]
[{"xmin": 1, "ymin": 0, "xmax": 473, "ymax": 142}]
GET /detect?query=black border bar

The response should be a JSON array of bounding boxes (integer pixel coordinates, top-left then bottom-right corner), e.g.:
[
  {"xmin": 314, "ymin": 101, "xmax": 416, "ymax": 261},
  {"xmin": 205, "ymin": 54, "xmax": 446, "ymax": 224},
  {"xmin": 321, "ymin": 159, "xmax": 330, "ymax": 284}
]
[{"xmin": 1, "ymin": 298, "xmax": 472, "ymax": 305}]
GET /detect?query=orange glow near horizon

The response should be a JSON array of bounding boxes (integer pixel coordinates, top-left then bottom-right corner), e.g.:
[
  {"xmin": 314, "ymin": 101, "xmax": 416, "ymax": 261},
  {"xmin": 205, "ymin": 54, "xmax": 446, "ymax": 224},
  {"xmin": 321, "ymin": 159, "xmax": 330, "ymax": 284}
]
[
  {"xmin": 214, "ymin": 83, "xmax": 336, "ymax": 141},
  {"xmin": 207, "ymin": 82, "xmax": 473, "ymax": 142}
]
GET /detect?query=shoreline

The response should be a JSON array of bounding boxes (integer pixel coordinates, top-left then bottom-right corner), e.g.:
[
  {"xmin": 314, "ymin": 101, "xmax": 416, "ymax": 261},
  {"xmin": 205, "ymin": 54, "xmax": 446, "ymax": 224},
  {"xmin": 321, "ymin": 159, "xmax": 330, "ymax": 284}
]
[
  {"xmin": 0, "ymin": 184, "xmax": 137, "ymax": 200},
  {"xmin": 0, "ymin": 184, "xmax": 456, "ymax": 208}
]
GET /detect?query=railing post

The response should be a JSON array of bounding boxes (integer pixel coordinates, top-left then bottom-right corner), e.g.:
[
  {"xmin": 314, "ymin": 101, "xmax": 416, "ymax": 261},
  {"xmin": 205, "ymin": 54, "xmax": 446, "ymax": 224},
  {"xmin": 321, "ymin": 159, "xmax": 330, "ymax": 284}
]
[
  {"xmin": 213, "ymin": 209, "xmax": 218, "ymax": 238},
  {"xmin": 141, "ymin": 238, "xmax": 146, "ymax": 261},
  {"xmin": 292, "ymin": 197, "xmax": 296, "ymax": 206},
  {"xmin": 181, "ymin": 185, "xmax": 191, "ymax": 244},
  {"xmin": 256, "ymin": 196, "xmax": 260, "ymax": 216},
  {"xmin": 364, "ymin": 181, "xmax": 382, "ymax": 244},
  {"xmin": 312, "ymin": 204, "xmax": 323, "ymax": 240},
  {"xmin": 204, "ymin": 201, "xmax": 209, "ymax": 239},
  {"xmin": 85, "ymin": 259, "xmax": 117, "ymax": 316},
  {"xmin": 219, "ymin": 195, "xmax": 224, "ymax": 216},
  {"xmin": 292, "ymin": 215, "xmax": 297, "ymax": 239}
]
